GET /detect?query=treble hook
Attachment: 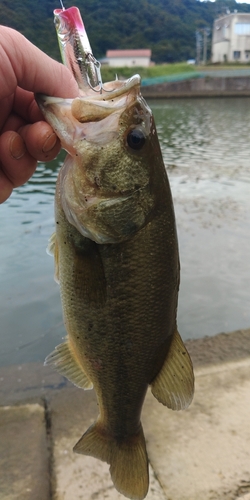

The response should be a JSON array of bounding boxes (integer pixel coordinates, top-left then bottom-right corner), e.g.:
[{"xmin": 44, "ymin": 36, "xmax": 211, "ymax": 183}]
[
  {"xmin": 85, "ymin": 53, "xmax": 115, "ymax": 94},
  {"xmin": 84, "ymin": 53, "xmax": 103, "ymax": 93}
]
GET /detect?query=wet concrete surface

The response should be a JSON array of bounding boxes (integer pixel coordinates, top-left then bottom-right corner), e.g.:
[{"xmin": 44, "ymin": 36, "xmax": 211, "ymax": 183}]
[{"xmin": 0, "ymin": 328, "xmax": 250, "ymax": 500}]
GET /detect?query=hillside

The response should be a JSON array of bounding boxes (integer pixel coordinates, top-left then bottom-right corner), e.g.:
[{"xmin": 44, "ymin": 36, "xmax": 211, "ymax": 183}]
[{"xmin": 1, "ymin": 0, "xmax": 250, "ymax": 63}]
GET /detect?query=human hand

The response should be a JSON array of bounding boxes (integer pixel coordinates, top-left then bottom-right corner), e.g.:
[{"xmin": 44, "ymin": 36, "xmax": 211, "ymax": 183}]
[{"xmin": 0, "ymin": 26, "xmax": 78, "ymax": 203}]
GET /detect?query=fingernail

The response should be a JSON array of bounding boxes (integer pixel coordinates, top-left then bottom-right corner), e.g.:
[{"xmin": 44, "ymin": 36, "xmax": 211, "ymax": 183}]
[
  {"xmin": 42, "ymin": 133, "xmax": 57, "ymax": 153},
  {"xmin": 10, "ymin": 135, "xmax": 26, "ymax": 160}
]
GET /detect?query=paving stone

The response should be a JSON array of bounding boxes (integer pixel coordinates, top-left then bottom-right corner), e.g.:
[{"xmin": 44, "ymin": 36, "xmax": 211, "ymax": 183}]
[{"xmin": 0, "ymin": 403, "xmax": 50, "ymax": 500}]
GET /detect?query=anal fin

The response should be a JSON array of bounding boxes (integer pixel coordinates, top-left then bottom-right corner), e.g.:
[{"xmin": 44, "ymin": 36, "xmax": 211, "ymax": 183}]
[
  {"xmin": 45, "ymin": 341, "xmax": 93, "ymax": 390},
  {"xmin": 151, "ymin": 329, "xmax": 194, "ymax": 410}
]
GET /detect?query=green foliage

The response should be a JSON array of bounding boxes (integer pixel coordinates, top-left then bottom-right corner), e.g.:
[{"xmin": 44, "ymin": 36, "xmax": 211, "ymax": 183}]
[{"xmin": 1, "ymin": 0, "xmax": 250, "ymax": 63}]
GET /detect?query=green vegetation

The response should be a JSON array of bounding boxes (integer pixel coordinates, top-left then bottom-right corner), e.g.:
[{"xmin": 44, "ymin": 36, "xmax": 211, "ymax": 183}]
[
  {"xmin": 1, "ymin": 0, "xmax": 250, "ymax": 63},
  {"xmin": 101, "ymin": 63, "xmax": 196, "ymax": 82}
]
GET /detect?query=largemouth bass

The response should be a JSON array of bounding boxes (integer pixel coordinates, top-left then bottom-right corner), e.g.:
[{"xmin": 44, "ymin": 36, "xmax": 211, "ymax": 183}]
[
  {"xmin": 37, "ymin": 7, "xmax": 194, "ymax": 500},
  {"xmin": 37, "ymin": 77, "xmax": 194, "ymax": 498}
]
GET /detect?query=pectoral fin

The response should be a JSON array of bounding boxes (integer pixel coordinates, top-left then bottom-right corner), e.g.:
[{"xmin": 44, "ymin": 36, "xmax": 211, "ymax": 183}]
[
  {"xmin": 151, "ymin": 330, "xmax": 194, "ymax": 410},
  {"xmin": 46, "ymin": 232, "xmax": 59, "ymax": 284},
  {"xmin": 45, "ymin": 341, "xmax": 93, "ymax": 390}
]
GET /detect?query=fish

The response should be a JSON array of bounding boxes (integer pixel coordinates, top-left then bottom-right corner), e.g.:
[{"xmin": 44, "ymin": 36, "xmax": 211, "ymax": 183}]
[
  {"xmin": 36, "ymin": 6, "xmax": 194, "ymax": 500},
  {"xmin": 37, "ymin": 76, "xmax": 194, "ymax": 499}
]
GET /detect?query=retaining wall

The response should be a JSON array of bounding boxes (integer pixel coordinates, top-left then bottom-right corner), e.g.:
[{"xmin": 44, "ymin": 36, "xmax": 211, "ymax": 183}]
[{"xmin": 142, "ymin": 75, "xmax": 250, "ymax": 98}]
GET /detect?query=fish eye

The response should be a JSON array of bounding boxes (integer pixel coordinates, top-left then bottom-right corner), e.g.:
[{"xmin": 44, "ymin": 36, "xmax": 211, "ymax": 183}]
[
  {"xmin": 54, "ymin": 17, "xmax": 60, "ymax": 29},
  {"xmin": 127, "ymin": 129, "xmax": 146, "ymax": 151},
  {"xmin": 54, "ymin": 16, "xmax": 65, "ymax": 32}
]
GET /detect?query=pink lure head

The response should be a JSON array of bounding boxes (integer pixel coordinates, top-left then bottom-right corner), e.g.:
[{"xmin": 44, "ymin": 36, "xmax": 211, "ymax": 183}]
[{"xmin": 54, "ymin": 6, "xmax": 86, "ymax": 35}]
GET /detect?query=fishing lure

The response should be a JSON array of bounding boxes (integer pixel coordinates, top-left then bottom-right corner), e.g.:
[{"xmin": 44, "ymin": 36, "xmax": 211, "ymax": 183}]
[{"xmin": 54, "ymin": 1, "xmax": 103, "ymax": 92}]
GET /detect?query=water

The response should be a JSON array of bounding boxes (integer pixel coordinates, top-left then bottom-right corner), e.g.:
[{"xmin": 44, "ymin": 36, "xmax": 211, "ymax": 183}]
[
  {"xmin": 153, "ymin": 98, "xmax": 250, "ymax": 341},
  {"xmin": 0, "ymin": 98, "xmax": 249, "ymax": 367}
]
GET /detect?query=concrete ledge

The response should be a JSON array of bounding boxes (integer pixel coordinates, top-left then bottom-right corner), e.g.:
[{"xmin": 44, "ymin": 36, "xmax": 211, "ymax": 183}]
[
  {"xmin": 186, "ymin": 328, "xmax": 250, "ymax": 367},
  {"xmin": 0, "ymin": 403, "xmax": 50, "ymax": 500}
]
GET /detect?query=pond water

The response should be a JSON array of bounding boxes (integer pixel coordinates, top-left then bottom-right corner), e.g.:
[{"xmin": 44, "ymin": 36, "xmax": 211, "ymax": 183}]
[{"xmin": 0, "ymin": 97, "xmax": 249, "ymax": 367}]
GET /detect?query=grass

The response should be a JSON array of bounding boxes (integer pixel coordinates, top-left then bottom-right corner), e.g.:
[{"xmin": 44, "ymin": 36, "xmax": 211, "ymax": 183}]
[
  {"xmin": 100, "ymin": 62, "xmax": 196, "ymax": 82},
  {"xmin": 100, "ymin": 61, "xmax": 250, "ymax": 83},
  {"xmin": 195, "ymin": 63, "xmax": 250, "ymax": 72}
]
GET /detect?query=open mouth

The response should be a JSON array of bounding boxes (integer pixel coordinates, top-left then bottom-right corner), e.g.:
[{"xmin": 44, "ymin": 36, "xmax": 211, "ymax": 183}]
[{"xmin": 36, "ymin": 74, "xmax": 141, "ymax": 127}]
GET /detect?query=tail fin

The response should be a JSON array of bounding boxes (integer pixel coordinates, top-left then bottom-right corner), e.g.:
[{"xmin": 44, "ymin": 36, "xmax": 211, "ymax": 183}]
[{"xmin": 73, "ymin": 421, "xmax": 149, "ymax": 500}]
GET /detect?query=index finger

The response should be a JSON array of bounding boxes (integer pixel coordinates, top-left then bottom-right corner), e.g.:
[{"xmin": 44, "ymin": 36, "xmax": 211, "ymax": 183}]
[{"xmin": 0, "ymin": 26, "xmax": 79, "ymax": 99}]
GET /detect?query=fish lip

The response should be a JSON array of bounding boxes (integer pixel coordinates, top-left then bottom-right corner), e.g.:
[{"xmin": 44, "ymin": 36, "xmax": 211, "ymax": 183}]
[
  {"xmin": 36, "ymin": 74, "xmax": 141, "ymax": 107},
  {"xmin": 86, "ymin": 74, "xmax": 141, "ymax": 101},
  {"xmin": 35, "ymin": 94, "xmax": 69, "ymax": 107}
]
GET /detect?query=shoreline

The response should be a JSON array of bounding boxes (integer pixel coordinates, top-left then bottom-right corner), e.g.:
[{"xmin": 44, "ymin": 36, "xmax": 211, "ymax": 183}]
[{"xmin": 1, "ymin": 328, "xmax": 250, "ymax": 405}]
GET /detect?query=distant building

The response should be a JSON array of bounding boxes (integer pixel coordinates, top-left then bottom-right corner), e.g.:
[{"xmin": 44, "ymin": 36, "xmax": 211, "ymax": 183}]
[
  {"xmin": 105, "ymin": 49, "xmax": 152, "ymax": 67},
  {"xmin": 212, "ymin": 12, "xmax": 250, "ymax": 63}
]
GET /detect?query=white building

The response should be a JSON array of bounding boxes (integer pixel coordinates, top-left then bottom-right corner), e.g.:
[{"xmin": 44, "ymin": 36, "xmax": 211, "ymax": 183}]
[
  {"xmin": 105, "ymin": 49, "xmax": 152, "ymax": 67},
  {"xmin": 212, "ymin": 12, "xmax": 250, "ymax": 63}
]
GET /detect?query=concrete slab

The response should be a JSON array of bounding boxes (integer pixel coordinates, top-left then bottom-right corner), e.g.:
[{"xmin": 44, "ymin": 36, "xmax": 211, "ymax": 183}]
[
  {"xmin": 1, "ymin": 329, "xmax": 250, "ymax": 500},
  {"xmin": 0, "ymin": 403, "xmax": 50, "ymax": 500},
  {"xmin": 53, "ymin": 449, "xmax": 166, "ymax": 500},
  {"xmin": 48, "ymin": 355, "xmax": 250, "ymax": 500},
  {"xmin": 143, "ymin": 358, "xmax": 250, "ymax": 500},
  {"xmin": 49, "ymin": 387, "xmax": 167, "ymax": 500}
]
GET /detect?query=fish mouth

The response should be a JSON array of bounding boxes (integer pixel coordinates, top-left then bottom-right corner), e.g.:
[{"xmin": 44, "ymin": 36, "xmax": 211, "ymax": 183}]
[
  {"xmin": 36, "ymin": 74, "xmax": 142, "ymax": 149},
  {"xmin": 36, "ymin": 74, "xmax": 140, "ymax": 112},
  {"xmin": 70, "ymin": 75, "xmax": 141, "ymax": 124}
]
